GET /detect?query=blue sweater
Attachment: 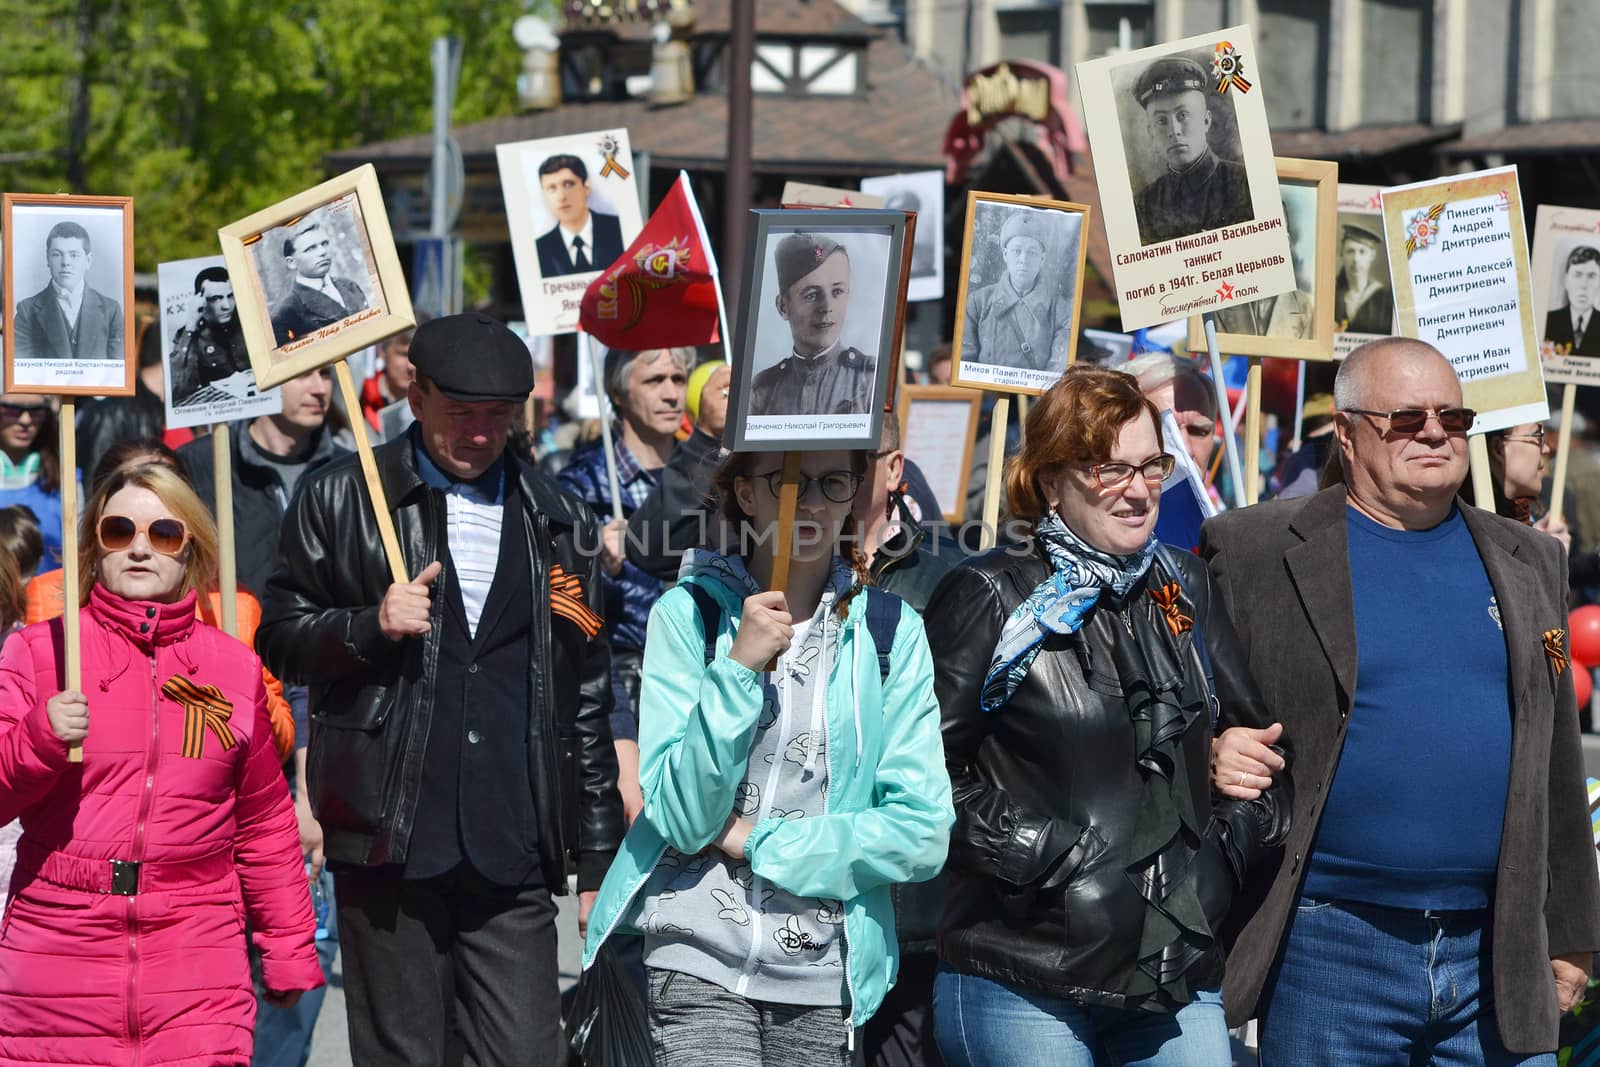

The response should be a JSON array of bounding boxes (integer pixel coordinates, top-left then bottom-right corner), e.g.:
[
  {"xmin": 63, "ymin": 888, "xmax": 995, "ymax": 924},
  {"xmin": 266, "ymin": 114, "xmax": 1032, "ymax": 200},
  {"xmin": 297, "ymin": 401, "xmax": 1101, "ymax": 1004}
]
[
  {"xmin": 1303, "ymin": 506, "xmax": 1512, "ymax": 910},
  {"xmin": 0, "ymin": 478, "xmax": 74, "ymax": 575}
]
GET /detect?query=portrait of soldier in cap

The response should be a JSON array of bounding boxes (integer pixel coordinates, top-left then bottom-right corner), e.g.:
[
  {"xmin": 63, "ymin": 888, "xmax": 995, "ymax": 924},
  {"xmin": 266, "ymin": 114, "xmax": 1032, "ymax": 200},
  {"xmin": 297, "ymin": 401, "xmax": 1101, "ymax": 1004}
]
[
  {"xmin": 1128, "ymin": 54, "xmax": 1252, "ymax": 245},
  {"xmin": 1214, "ymin": 181, "xmax": 1316, "ymax": 340},
  {"xmin": 960, "ymin": 205, "xmax": 1075, "ymax": 375},
  {"xmin": 749, "ymin": 233, "xmax": 878, "ymax": 418},
  {"xmin": 169, "ymin": 265, "xmax": 253, "ymax": 405},
  {"xmin": 1333, "ymin": 221, "xmax": 1393, "ymax": 335}
]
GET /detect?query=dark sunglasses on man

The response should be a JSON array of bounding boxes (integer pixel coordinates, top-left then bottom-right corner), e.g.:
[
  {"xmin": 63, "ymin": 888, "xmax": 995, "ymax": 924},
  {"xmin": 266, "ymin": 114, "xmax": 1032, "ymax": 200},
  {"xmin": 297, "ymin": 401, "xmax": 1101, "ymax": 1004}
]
[
  {"xmin": 97, "ymin": 515, "xmax": 189, "ymax": 556},
  {"xmin": 1340, "ymin": 406, "xmax": 1476, "ymax": 435}
]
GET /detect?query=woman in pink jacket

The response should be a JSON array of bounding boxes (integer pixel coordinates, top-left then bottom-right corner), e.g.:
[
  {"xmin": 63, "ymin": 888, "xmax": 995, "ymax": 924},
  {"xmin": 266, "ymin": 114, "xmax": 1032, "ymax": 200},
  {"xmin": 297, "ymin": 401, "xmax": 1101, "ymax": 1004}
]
[{"xmin": 0, "ymin": 462, "xmax": 321, "ymax": 1065}]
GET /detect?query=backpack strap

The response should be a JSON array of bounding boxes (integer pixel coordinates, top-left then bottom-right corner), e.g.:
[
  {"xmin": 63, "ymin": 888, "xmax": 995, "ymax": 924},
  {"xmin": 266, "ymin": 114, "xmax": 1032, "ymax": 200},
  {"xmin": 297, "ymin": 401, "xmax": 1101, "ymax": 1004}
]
[
  {"xmin": 1154, "ymin": 543, "xmax": 1216, "ymax": 724},
  {"xmin": 863, "ymin": 588, "xmax": 902, "ymax": 685},
  {"xmin": 685, "ymin": 583, "xmax": 722, "ymax": 667}
]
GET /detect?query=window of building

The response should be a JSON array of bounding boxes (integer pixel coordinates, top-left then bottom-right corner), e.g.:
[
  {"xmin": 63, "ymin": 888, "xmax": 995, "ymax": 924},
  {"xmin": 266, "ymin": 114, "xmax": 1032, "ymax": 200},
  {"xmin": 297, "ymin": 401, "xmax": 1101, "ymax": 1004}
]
[
  {"xmin": 1084, "ymin": 1, "xmax": 1154, "ymax": 57},
  {"xmin": 749, "ymin": 40, "xmax": 863, "ymax": 95},
  {"xmin": 1257, "ymin": 0, "xmax": 1329, "ymax": 129},
  {"xmin": 997, "ymin": 8, "xmax": 1062, "ymax": 64},
  {"xmin": 1548, "ymin": 0, "xmax": 1600, "ymax": 119},
  {"xmin": 1359, "ymin": 0, "xmax": 1432, "ymax": 125}
]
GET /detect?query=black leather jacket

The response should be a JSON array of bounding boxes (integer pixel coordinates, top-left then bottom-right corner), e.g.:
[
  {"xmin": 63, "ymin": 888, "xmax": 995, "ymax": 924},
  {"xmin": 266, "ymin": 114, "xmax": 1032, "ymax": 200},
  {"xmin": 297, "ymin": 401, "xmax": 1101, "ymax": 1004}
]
[
  {"xmin": 925, "ymin": 539, "xmax": 1292, "ymax": 1009},
  {"xmin": 256, "ymin": 436, "xmax": 623, "ymax": 891}
]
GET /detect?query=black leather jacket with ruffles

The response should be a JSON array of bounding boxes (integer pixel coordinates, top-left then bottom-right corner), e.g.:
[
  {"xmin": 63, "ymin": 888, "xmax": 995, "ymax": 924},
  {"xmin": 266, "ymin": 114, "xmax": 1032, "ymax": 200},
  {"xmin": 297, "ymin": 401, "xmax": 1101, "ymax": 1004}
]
[{"xmin": 925, "ymin": 538, "xmax": 1292, "ymax": 1011}]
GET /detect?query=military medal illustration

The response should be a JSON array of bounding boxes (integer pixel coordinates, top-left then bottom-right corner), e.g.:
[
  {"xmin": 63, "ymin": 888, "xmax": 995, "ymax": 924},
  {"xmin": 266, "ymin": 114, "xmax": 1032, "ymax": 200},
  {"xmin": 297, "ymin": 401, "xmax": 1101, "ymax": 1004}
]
[
  {"xmin": 1405, "ymin": 204, "xmax": 1445, "ymax": 257},
  {"xmin": 1211, "ymin": 42, "xmax": 1252, "ymax": 94},
  {"xmin": 597, "ymin": 133, "xmax": 630, "ymax": 179}
]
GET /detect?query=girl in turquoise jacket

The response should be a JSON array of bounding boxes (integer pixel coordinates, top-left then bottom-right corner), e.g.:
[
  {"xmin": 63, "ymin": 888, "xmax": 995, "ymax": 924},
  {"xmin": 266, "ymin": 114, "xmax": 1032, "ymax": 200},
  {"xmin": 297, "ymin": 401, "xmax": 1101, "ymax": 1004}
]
[{"xmin": 582, "ymin": 447, "xmax": 954, "ymax": 1064}]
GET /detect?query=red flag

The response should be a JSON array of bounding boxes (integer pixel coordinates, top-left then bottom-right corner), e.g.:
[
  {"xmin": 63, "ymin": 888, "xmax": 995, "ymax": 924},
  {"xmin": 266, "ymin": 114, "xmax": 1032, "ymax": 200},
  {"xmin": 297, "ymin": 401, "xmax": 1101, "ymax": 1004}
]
[{"xmin": 579, "ymin": 172, "xmax": 721, "ymax": 349}]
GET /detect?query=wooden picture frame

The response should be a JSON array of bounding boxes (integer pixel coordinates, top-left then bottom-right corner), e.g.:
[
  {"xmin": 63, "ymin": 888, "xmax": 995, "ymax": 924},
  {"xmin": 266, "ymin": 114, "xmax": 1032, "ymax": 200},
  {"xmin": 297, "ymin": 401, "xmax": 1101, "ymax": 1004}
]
[
  {"xmin": 1186, "ymin": 157, "xmax": 1338, "ymax": 361},
  {"xmin": 899, "ymin": 384, "xmax": 981, "ymax": 525},
  {"xmin": 725, "ymin": 209, "xmax": 907, "ymax": 452},
  {"xmin": 218, "ymin": 164, "xmax": 414, "ymax": 390},
  {"xmin": 3, "ymin": 192, "xmax": 136, "ymax": 397},
  {"xmin": 949, "ymin": 190, "xmax": 1090, "ymax": 396}
]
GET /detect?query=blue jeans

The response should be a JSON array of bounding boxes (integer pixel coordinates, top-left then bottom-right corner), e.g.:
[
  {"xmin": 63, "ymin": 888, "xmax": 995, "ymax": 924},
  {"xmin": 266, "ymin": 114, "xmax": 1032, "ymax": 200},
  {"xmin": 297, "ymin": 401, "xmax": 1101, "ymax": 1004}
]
[
  {"xmin": 252, "ymin": 869, "xmax": 338, "ymax": 1067},
  {"xmin": 1260, "ymin": 897, "xmax": 1555, "ymax": 1067},
  {"xmin": 932, "ymin": 966, "xmax": 1229, "ymax": 1066}
]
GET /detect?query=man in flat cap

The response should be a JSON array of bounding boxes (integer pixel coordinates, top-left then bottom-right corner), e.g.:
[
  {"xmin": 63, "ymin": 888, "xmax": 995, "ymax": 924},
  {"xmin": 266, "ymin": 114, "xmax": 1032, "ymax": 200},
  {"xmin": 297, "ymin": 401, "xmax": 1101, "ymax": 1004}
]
[
  {"xmin": 961, "ymin": 209, "xmax": 1073, "ymax": 375},
  {"xmin": 1335, "ymin": 223, "xmax": 1394, "ymax": 335},
  {"xmin": 259, "ymin": 313, "xmax": 622, "ymax": 1065},
  {"xmin": 1131, "ymin": 55, "xmax": 1253, "ymax": 245},
  {"xmin": 750, "ymin": 233, "xmax": 877, "ymax": 418},
  {"xmin": 1544, "ymin": 245, "xmax": 1600, "ymax": 357}
]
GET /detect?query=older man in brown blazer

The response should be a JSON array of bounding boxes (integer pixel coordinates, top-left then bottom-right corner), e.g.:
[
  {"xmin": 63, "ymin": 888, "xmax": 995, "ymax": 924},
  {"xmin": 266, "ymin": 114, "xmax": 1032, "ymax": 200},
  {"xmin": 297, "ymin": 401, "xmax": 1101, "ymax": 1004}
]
[{"xmin": 1201, "ymin": 337, "xmax": 1600, "ymax": 1065}]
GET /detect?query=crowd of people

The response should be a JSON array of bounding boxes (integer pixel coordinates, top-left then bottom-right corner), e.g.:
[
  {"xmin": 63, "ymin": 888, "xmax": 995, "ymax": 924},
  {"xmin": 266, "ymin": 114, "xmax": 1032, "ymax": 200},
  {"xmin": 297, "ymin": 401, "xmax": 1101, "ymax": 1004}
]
[{"xmin": 0, "ymin": 310, "xmax": 1595, "ymax": 1067}]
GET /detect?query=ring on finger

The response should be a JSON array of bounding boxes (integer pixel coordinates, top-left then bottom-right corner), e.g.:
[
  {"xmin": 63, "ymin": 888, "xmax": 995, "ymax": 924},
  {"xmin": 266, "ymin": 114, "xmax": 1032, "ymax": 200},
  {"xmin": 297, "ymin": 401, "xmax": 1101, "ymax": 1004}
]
[{"xmin": 1237, "ymin": 772, "xmax": 1247, "ymax": 786}]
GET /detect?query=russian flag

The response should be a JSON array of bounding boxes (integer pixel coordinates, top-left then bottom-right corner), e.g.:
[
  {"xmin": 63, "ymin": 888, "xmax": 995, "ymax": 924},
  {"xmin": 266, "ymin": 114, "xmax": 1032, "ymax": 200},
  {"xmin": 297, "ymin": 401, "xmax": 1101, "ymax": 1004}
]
[{"xmin": 1154, "ymin": 408, "xmax": 1218, "ymax": 553}]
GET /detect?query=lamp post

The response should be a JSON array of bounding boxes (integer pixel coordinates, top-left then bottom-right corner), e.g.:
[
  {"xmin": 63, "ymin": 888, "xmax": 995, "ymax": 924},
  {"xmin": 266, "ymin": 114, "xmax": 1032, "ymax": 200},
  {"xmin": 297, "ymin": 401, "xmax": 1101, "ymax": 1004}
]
[{"xmin": 722, "ymin": 1, "xmax": 755, "ymax": 314}]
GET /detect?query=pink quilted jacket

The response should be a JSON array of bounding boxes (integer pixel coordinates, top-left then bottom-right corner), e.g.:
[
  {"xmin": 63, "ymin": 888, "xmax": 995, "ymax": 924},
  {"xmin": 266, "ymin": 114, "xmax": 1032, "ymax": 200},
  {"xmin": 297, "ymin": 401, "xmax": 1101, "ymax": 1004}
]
[{"xmin": 0, "ymin": 585, "xmax": 322, "ymax": 1066}]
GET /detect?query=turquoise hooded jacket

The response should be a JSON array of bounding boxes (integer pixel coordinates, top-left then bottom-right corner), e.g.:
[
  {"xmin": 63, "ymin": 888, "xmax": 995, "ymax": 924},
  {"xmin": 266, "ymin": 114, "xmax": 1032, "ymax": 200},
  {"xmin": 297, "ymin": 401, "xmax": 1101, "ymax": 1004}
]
[{"xmin": 581, "ymin": 553, "xmax": 954, "ymax": 1027}]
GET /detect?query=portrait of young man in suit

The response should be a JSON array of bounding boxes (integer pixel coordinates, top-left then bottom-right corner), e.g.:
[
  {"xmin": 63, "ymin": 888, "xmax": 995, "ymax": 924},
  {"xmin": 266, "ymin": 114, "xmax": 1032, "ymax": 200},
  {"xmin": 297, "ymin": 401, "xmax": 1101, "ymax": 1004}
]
[
  {"xmin": 11, "ymin": 220, "xmax": 124, "ymax": 361},
  {"xmin": 1544, "ymin": 245, "xmax": 1600, "ymax": 358},
  {"xmin": 269, "ymin": 220, "xmax": 371, "ymax": 346},
  {"xmin": 534, "ymin": 154, "xmax": 623, "ymax": 278}
]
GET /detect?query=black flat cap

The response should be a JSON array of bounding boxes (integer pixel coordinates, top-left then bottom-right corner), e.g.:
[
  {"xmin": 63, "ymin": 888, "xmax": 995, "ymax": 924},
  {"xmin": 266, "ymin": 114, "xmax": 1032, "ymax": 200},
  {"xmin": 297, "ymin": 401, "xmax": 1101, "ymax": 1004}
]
[
  {"xmin": 1135, "ymin": 57, "xmax": 1209, "ymax": 108},
  {"xmin": 408, "ymin": 313, "xmax": 534, "ymax": 402}
]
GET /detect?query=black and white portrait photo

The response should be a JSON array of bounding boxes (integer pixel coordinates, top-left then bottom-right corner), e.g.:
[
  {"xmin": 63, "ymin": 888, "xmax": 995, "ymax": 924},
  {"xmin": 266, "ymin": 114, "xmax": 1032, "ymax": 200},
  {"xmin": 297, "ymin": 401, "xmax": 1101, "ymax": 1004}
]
[
  {"xmin": 1543, "ymin": 241, "xmax": 1600, "ymax": 358},
  {"xmin": 496, "ymin": 128, "xmax": 644, "ymax": 336},
  {"xmin": 1335, "ymin": 219, "xmax": 1393, "ymax": 336},
  {"xmin": 157, "ymin": 254, "xmax": 281, "ymax": 431},
  {"xmin": 220, "ymin": 164, "xmax": 416, "ymax": 390},
  {"xmin": 1113, "ymin": 50, "xmax": 1251, "ymax": 247},
  {"xmin": 861, "ymin": 169, "xmax": 945, "ymax": 302},
  {"xmin": 951, "ymin": 192, "xmax": 1087, "ymax": 395},
  {"xmin": 1214, "ymin": 180, "xmax": 1316, "ymax": 339},
  {"xmin": 2, "ymin": 194, "xmax": 135, "ymax": 395},
  {"xmin": 726, "ymin": 210, "xmax": 906, "ymax": 451},
  {"xmin": 1530, "ymin": 205, "xmax": 1600, "ymax": 389},
  {"xmin": 250, "ymin": 195, "xmax": 383, "ymax": 349}
]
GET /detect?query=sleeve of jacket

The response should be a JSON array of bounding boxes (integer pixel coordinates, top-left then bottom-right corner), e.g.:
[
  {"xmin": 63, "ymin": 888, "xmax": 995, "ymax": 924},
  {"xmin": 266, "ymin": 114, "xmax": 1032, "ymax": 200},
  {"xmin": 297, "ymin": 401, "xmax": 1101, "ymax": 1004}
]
[
  {"xmin": 1542, "ymin": 542, "xmax": 1600, "ymax": 958},
  {"xmin": 744, "ymin": 606, "xmax": 954, "ymax": 901},
  {"xmin": 0, "ymin": 630, "xmax": 71, "ymax": 824},
  {"xmin": 1185, "ymin": 553, "xmax": 1294, "ymax": 883},
  {"xmin": 635, "ymin": 585, "xmax": 767, "ymax": 855},
  {"xmin": 573, "ymin": 515, "xmax": 624, "ymax": 891},
  {"xmin": 256, "ymin": 473, "xmax": 390, "ymax": 686},
  {"xmin": 625, "ymin": 438, "xmax": 715, "ymax": 583},
  {"xmin": 232, "ymin": 673, "xmax": 323, "ymax": 993},
  {"xmin": 927, "ymin": 564, "xmax": 1087, "ymax": 888}
]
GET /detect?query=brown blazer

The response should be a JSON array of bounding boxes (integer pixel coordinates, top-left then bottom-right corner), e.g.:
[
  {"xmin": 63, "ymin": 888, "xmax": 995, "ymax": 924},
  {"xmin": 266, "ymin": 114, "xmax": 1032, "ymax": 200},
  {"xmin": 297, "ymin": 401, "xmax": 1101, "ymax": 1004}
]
[{"xmin": 1200, "ymin": 485, "xmax": 1600, "ymax": 1054}]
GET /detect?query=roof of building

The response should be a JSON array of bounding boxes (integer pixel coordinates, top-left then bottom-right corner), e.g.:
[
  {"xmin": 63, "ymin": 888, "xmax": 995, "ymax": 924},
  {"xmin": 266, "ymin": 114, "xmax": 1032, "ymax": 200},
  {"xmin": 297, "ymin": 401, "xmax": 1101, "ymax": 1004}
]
[
  {"xmin": 327, "ymin": 34, "xmax": 956, "ymax": 177},
  {"xmin": 1440, "ymin": 118, "xmax": 1600, "ymax": 157},
  {"xmin": 1270, "ymin": 123, "xmax": 1463, "ymax": 160},
  {"xmin": 581, "ymin": 0, "xmax": 876, "ymax": 41}
]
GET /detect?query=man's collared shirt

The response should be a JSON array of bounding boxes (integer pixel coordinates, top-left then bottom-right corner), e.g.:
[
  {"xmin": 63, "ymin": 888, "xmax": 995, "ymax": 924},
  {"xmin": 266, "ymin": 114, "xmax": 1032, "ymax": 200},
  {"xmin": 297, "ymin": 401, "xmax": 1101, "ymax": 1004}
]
[
  {"xmin": 415, "ymin": 438, "xmax": 505, "ymax": 638},
  {"xmin": 559, "ymin": 214, "xmax": 596, "ymax": 270},
  {"xmin": 52, "ymin": 283, "xmax": 84, "ymax": 330},
  {"xmin": 610, "ymin": 434, "xmax": 658, "ymax": 514},
  {"xmin": 296, "ymin": 273, "xmax": 346, "ymax": 309}
]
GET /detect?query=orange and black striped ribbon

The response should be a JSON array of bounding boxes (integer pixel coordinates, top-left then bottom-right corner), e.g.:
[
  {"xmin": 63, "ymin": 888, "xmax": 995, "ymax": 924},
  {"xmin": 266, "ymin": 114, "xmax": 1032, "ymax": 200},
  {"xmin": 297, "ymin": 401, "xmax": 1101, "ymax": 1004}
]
[
  {"xmin": 1544, "ymin": 628, "xmax": 1570, "ymax": 675},
  {"xmin": 1150, "ymin": 582, "xmax": 1194, "ymax": 637},
  {"xmin": 550, "ymin": 563, "xmax": 603, "ymax": 638},
  {"xmin": 162, "ymin": 675, "xmax": 238, "ymax": 759}
]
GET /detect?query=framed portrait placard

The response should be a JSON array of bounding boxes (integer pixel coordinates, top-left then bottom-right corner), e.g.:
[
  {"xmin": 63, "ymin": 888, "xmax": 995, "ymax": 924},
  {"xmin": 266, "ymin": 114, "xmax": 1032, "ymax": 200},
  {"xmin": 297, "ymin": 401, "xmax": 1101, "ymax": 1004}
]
[
  {"xmin": 726, "ymin": 209, "xmax": 907, "ymax": 452},
  {"xmin": 497, "ymin": 128, "xmax": 645, "ymax": 337},
  {"xmin": 1530, "ymin": 204, "xmax": 1600, "ymax": 388},
  {"xmin": 1333, "ymin": 182, "xmax": 1393, "ymax": 358},
  {"xmin": 2, "ymin": 193, "xmax": 135, "ymax": 396},
  {"xmin": 156, "ymin": 254, "xmax": 282, "ymax": 431},
  {"xmin": 860, "ymin": 171, "xmax": 944, "ymax": 303},
  {"xmin": 1381, "ymin": 165, "xmax": 1547, "ymax": 433},
  {"xmin": 218, "ymin": 164, "xmax": 415, "ymax": 390},
  {"xmin": 1075, "ymin": 25, "xmax": 1296, "ymax": 332},
  {"xmin": 950, "ymin": 191, "xmax": 1089, "ymax": 395},
  {"xmin": 1186, "ymin": 157, "xmax": 1337, "ymax": 362},
  {"xmin": 899, "ymin": 385, "xmax": 980, "ymax": 524}
]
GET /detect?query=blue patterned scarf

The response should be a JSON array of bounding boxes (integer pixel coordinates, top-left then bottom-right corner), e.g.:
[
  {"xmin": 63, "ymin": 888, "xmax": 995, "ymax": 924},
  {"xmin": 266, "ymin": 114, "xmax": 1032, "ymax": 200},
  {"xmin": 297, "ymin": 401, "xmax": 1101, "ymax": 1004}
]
[{"xmin": 980, "ymin": 511, "xmax": 1156, "ymax": 712}]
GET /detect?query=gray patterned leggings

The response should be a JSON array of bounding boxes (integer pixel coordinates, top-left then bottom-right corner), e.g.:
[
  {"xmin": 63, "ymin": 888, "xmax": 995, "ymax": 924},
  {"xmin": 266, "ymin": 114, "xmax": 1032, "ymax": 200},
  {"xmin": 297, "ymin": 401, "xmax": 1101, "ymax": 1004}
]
[{"xmin": 648, "ymin": 968, "xmax": 854, "ymax": 1067}]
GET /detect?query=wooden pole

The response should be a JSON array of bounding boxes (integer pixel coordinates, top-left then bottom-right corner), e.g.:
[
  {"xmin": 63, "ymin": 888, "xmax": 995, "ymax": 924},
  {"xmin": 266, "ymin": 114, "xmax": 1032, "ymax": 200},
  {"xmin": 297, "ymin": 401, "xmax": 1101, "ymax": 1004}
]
[
  {"xmin": 1244, "ymin": 356, "xmax": 1263, "ymax": 505},
  {"xmin": 60, "ymin": 402, "xmax": 82, "ymax": 763},
  {"xmin": 1550, "ymin": 382, "xmax": 1578, "ymax": 524},
  {"xmin": 1016, "ymin": 393, "xmax": 1030, "ymax": 447},
  {"xmin": 1468, "ymin": 434, "xmax": 1495, "ymax": 511},
  {"xmin": 763, "ymin": 452, "xmax": 801, "ymax": 672},
  {"xmin": 980, "ymin": 396, "xmax": 1011, "ymax": 551},
  {"xmin": 333, "ymin": 360, "xmax": 407, "ymax": 585},
  {"xmin": 213, "ymin": 424, "xmax": 238, "ymax": 637},
  {"xmin": 1201, "ymin": 313, "xmax": 1248, "ymax": 509}
]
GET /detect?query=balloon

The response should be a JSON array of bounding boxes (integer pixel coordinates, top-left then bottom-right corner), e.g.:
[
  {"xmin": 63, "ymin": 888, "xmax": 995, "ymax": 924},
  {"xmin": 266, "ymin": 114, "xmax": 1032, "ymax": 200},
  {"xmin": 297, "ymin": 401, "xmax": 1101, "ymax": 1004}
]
[
  {"xmin": 1575, "ymin": 661, "xmax": 1593, "ymax": 709},
  {"xmin": 1571, "ymin": 605, "xmax": 1600, "ymax": 666}
]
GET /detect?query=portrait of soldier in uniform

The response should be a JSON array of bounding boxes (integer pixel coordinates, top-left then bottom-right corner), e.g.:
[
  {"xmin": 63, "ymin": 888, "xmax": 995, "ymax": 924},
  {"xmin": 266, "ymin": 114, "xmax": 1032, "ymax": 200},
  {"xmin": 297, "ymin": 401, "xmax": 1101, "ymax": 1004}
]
[
  {"xmin": 170, "ymin": 266, "xmax": 252, "ymax": 405},
  {"xmin": 1129, "ymin": 55, "xmax": 1252, "ymax": 246},
  {"xmin": 1334, "ymin": 222, "xmax": 1394, "ymax": 335},
  {"xmin": 1544, "ymin": 245, "xmax": 1600, "ymax": 357},
  {"xmin": 749, "ymin": 233, "xmax": 877, "ymax": 418},
  {"xmin": 1215, "ymin": 182, "xmax": 1316, "ymax": 340},
  {"xmin": 267, "ymin": 219, "xmax": 371, "ymax": 347},
  {"xmin": 962, "ymin": 209, "xmax": 1074, "ymax": 374}
]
